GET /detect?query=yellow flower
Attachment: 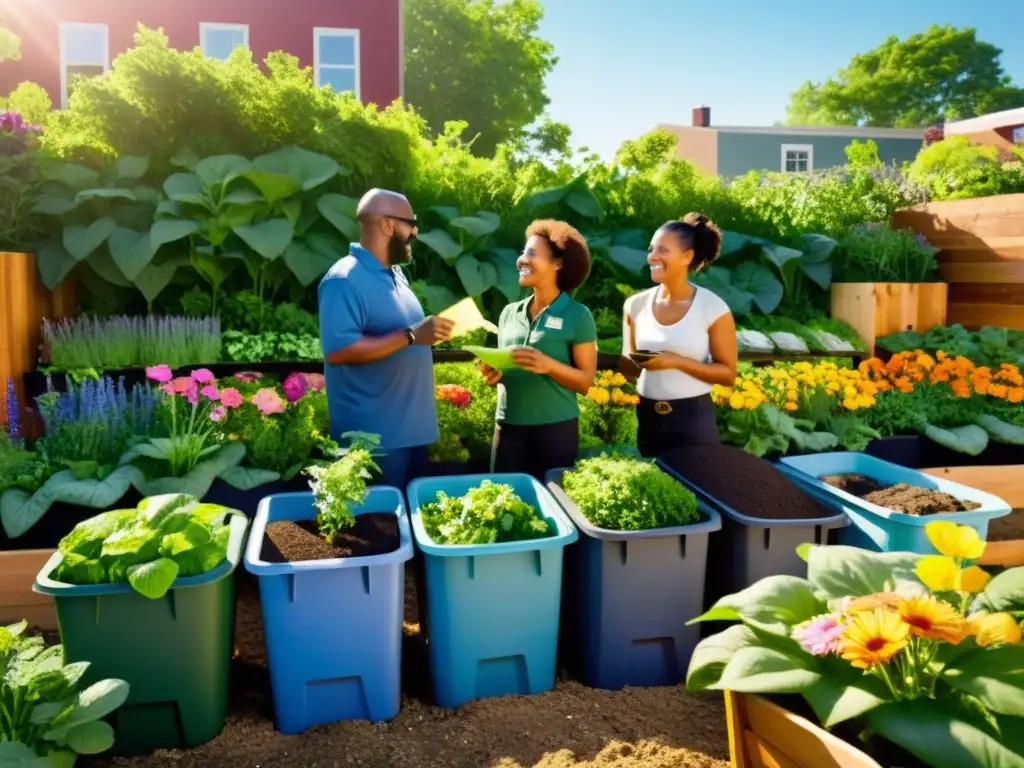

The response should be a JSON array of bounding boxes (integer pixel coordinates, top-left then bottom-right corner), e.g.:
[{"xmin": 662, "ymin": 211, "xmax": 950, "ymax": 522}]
[
  {"xmin": 898, "ymin": 595, "xmax": 966, "ymax": 645},
  {"xmin": 611, "ymin": 372, "xmax": 627, "ymax": 387},
  {"xmin": 840, "ymin": 607, "xmax": 910, "ymax": 669},
  {"xmin": 925, "ymin": 521, "xmax": 986, "ymax": 561},
  {"xmin": 916, "ymin": 555, "xmax": 961, "ymax": 591},
  {"xmin": 729, "ymin": 392, "xmax": 746, "ymax": 410},
  {"xmin": 959, "ymin": 566, "xmax": 991, "ymax": 593},
  {"xmin": 969, "ymin": 613, "xmax": 1023, "ymax": 647},
  {"xmin": 783, "ymin": 401, "xmax": 798, "ymax": 412},
  {"xmin": 587, "ymin": 387, "xmax": 610, "ymax": 405}
]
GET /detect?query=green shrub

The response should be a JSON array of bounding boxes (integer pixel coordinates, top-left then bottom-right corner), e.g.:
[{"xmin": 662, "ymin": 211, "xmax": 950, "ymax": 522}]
[
  {"xmin": 2, "ymin": 81, "xmax": 52, "ymax": 124},
  {"xmin": 433, "ymin": 363, "xmax": 497, "ymax": 460},
  {"xmin": 907, "ymin": 136, "xmax": 1024, "ymax": 201},
  {"xmin": 834, "ymin": 222, "xmax": 940, "ymax": 282}
]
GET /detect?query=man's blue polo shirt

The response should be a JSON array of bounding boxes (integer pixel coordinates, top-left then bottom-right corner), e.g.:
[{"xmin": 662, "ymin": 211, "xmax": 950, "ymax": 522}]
[{"xmin": 318, "ymin": 244, "xmax": 438, "ymax": 450}]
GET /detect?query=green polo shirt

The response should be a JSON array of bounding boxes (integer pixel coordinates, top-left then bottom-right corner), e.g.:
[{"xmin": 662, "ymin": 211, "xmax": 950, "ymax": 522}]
[{"xmin": 496, "ymin": 292, "xmax": 597, "ymax": 426}]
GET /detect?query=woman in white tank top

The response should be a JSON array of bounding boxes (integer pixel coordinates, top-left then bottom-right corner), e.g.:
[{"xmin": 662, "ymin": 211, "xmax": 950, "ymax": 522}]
[{"xmin": 620, "ymin": 213, "xmax": 738, "ymax": 458}]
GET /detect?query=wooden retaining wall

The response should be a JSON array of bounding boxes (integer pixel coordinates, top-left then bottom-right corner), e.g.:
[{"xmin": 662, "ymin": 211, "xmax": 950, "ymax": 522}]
[
  {"xmin": 893, "ymin": 194, "xmax": 1024, "ymax": 330},
  {"xmin": 0, "ymin": 253, "xmax": 75, "ymax": 426}
]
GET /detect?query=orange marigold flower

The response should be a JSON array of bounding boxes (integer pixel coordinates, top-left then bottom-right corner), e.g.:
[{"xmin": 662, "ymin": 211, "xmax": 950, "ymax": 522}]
[
  {"xmin": 988, "ymin": 384, "xmax": 1009, "ymax": 399},
  {"xmin": 950, "ymin": 379, "xmax": 971, "ymax": 398},
  {"xmin": 971, "ymin": 376, "xmax": 990, "ymax": 394},
  {"xmin": 1009, "ymin": 387, "xmax": 1024, "ymax": 404}
]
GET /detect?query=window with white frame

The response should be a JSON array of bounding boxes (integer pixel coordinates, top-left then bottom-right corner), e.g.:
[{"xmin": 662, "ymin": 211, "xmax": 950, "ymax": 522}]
[
  {"xmin": 200, "ymin": 23, "xmax": 249, "ymax": 60},
  {"xmin": 314, "ymin": 28, "xmax": 360, "ymax": 98},
  {"xmin": 781, "ymin": 144, "xmax": 813, "ymax": 173},
  {"xmin": 59, "ymin": 23, "xmax": 109, "ymax": 108}
]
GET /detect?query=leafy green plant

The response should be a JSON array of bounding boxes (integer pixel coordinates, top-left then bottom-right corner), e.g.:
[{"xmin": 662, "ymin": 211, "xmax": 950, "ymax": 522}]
[
  {"xmin": 908, "ymin": 136, "xmax": 1024, "ymax": 201},
  {"xmin": 419, "ymin": 480, "xmax": 552, "ymax": 545},
  {"xmin": 560, "ymin": 455, "xmax": 698, "ymax": 531},
  {"xmin": 0, "ymin": 435, "xmax": 48, "ymax": 496},
  {"xmin": 53, "ymin": 493, "xmax": 242, "ymax": 599},
  {"xmin": 432, "ymin": 363, "xmax": 497, "ymax": 461},
  {"xmin": 221, "ymin": 331, "xmax": 321, "ymax": 363},
  {"xmin": 834, "ymin": 223, "xmax": 940, "ymax": 283},
  {"xmin": 305, "ymin": 433, "xmax": 381, "ymax": 545},
  {"xmin": 0, "ymin": 619, "xmax": 130, "ymax": 765},
  {"xmin": 718, "ymin": 403, "xmax": 839, "ymax": 457}
]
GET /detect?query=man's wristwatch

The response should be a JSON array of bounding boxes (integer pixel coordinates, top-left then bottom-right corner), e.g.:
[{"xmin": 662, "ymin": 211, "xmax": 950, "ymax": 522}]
[{"xmin": 404, "ymin": 327, "xmax": 416, "ymax": 346}]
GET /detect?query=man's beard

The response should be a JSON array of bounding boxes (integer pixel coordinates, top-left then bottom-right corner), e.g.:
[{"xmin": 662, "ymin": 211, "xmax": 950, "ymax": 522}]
[{"xmin": 388, "ymin": 235, "xmax": 414, "ymax": 265}]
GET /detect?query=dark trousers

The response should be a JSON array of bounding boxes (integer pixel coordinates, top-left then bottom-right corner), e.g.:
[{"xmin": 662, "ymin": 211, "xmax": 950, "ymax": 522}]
[
  {"xmin": 373, "ymin": 445, "xmax": 429, "ymax": 490},
  {"xmin": 636, "ymin": 394, "xmax": 719, "ymax": 459},
  {"xmin": 491, "ymin": 418, "xmax": 580, "ymax": 481}
]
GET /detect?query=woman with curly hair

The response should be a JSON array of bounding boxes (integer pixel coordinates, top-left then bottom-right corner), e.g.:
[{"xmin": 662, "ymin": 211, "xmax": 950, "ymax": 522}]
[
  {"xmin": 621, "ymin": 213, "xmax": 738, "ymax": 457},
  {"xmin": 479, "ymin": 219, "xmax": 598, "ymax": 478}
]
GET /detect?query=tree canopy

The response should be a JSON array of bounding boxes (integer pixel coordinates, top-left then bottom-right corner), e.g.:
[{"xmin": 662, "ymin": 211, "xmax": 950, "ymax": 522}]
[
  {"xmin": 0, "ymin": 25, "xmax": 20, "ymax": 63},
  {"xmin": 785, "ymin": 25, "xmax": 1024, "ymax": 127},
  {"xmin": 404, "ymin": 0, "xmax": 557, "ymax": 156}
]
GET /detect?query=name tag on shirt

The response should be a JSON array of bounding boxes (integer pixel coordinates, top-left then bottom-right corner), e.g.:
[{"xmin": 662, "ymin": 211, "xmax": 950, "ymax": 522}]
[{"xmin": 544, "ymin": 316, "xmax": 563, "ymax": 330}]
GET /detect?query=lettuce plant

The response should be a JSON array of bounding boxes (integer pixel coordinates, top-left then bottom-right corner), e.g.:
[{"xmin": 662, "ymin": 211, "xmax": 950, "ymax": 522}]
[
  {"xmin": 0, "ymin": 619, "xmax": 129, "ymax": 765},
  {"xmin": 419, "ymin": 481, "xmax": 551, "ymax": 545},
  {"xmin": 561, "ymin": 455, "xmax": 699, "ymax": 531},
  {"xmin": 305, "ymin": 433, "xmax": 381, "ymax": 545},
  {"xmin": 53, "ymin": 493, "xmax": 241, "ymax": 599}
]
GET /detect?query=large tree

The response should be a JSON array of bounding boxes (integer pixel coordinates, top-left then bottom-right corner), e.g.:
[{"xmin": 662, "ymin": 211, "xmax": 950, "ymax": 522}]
[
  {"xmin": 785, "ymin": 25, "xmax": 1024, "ymax": 127},
  {"xmin": 404, "ymin": 0, "xmax": 557, "ymax": 156}
]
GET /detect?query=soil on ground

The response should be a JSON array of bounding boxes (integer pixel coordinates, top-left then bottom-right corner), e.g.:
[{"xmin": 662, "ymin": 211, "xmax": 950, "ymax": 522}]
[
  {"xmin": 821, "ymin": 474, "xmax": 981, "ymax": 515},
  {"xmin": 660, "ymin": 444, "xmax": 831, "ymax": 520},
  {"xmin": 86, "ymin": 568, "xmax": 730, "ymax": 768},
  {"xmin": 987, "ymin": 509, "xmax": 1024, "ymax": 542},
  {"xmin": 261, "ymin": 513, "xmax": 400, "ymax": 563}
]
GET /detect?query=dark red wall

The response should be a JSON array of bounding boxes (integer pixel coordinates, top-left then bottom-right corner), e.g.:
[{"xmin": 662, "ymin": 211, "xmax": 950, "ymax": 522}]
[{"xmin": 0, "ymin": 0, "xmax": 402, "ymax": 107}]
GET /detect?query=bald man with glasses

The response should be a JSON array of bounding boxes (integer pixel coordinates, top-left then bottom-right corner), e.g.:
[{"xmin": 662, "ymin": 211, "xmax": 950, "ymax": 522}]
[{"xmin": 318, "ymin": 188, "xmax": 454, "ymax": 488}]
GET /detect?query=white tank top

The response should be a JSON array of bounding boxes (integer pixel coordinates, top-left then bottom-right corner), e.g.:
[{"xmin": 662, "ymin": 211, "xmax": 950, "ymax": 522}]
[{"xmin": 624, "ymin": 285, "xmax": 731, "ymax": 401}]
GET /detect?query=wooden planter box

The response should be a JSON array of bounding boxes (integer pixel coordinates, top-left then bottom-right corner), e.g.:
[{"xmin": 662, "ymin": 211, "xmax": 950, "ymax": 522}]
[
  {"xmin": 893, "ymin": 194, "xmax": 1024, "ymax": 331},
  {"xmin": 922, "ymin": 464, "xmax": 1024, "ymax": 568},
  {"xmin": 725, "ymin": 691, "xmax": 881, "ymax": 768},
  {"xmin": 830, "ymin": 282, "xmax": 947, "ymax": 353},
  {"xmin": 0, "ymin": 548, "xmax": 57, "ymax": 630},
  {"xmin": 0, "ymin": 251, "xmax": 76, "ymax": 425}
]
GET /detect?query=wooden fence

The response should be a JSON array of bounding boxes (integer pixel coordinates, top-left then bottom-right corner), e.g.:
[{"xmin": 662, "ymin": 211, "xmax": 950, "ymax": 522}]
[
  {"xmin": 0, "ymin": 252, "xmax": 75, "ymax": 425},
  {"xmin": 893, "ymin": 194, "xmax": 1024, "ymax": 330}
]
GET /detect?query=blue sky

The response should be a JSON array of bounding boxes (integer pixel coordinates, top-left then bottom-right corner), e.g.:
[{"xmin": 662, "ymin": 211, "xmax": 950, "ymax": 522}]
[{"xmin": 536, "ymin": 0, "xmax": 1024, "ymax": 159}]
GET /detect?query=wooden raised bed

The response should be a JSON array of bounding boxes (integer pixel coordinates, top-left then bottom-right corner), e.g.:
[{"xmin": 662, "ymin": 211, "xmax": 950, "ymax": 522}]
[
  {"xmin": 893, "ymin": 193, "xmax": 1024, "ymax": 331},
  {"xmin": 0, "ymin": 548, "xmax": 57, "ymax": 630},
  {"xmin": 725, "ymin": 691, "xmax": 881, "ymax": 768},
  {"xmin": 830, "ymin": 282, "xmax": 947, "ymax": 353}
]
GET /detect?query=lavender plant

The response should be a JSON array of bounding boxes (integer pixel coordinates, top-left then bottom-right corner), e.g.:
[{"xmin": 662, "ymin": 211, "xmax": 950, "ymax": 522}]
[
  {"xmin": 43, "ymin": 315, "xmax": 221, "ymax": 371},
  {"xmin": 5, "ymin": 377, "xmax": 22, "ymax": 446},
  {"xmin": 35, "ymin": 376, "xmax": 159, "ymax": 479}
]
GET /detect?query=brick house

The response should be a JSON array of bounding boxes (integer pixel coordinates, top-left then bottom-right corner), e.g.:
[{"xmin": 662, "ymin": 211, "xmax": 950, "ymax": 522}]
[{"xmin": 0, "ymin": 0, "xmax": 403, "ymax": 108}]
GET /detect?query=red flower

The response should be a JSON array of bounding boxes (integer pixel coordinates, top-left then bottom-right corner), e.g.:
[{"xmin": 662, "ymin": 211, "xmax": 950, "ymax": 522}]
[{"xmin": 437, "ymin": 384, "xmax": 472, "ymax": 410}]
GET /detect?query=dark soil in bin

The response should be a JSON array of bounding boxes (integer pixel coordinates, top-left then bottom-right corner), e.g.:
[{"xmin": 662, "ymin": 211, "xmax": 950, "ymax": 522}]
[
  {"xmin": 986, "ymin": 509, "xmax": 1024, "ymax": 541},
  {"xmin": 659, "ymin": 444, "xmax": 831, "ymax": 520},
  {"xmin": 822, "ymin": 474, "xmax": 981, "ymax": 515},
  {"xmin": 260, "ymin": 514, "xmax": 400, "ymax": 562}
]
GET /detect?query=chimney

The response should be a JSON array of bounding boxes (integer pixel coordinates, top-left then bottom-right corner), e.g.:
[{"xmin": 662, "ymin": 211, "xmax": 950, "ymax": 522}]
[{"xmin": 692, "ymin": 106, "xmax": 711, "ymax": 128}]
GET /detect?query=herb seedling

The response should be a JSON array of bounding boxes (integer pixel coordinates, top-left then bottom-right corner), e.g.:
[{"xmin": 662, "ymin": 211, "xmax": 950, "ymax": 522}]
[{"xmin": 305, "ymin": 432, "xmax": 382, "ymax": 545}]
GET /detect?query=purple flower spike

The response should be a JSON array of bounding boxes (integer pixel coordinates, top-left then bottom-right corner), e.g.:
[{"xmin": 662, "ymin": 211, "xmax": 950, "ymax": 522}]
[{"xmin": 5, "ymin": 377, "xmax": 22, "ymax": 445}]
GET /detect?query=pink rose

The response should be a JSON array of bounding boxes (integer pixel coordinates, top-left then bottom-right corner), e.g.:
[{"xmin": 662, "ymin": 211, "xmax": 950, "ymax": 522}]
[
  {"xmin": 251, "ymin": 387, "xmax": 285, "ymax": 415},
  {"xmin": 200, "ymin": 384, "xmax": 220, "ymax": 401},
  {"xmin": 302, "ymin": 373, "xmax": 325, "ymax": 391},
  {"xmin": 191, "ymin": 368, "xmax": 216, "ymax": 384},
  {"xmin": 220, "ymin": 387, "xmax": 244, "ymax": 409},
  {"xmin": 171, "ymin": 377, "xmax": 196, "ymax": 395},
  {"xmin": 282, "ymin": 372, "xmax": 308, "ymax": 403},
  {"xmin": 209, "ymin": 406, "xmax": 227, "ymax": 422},
  {"xmin": 146, "ymin": 364, "xmax": 173, "ymax": 383}
]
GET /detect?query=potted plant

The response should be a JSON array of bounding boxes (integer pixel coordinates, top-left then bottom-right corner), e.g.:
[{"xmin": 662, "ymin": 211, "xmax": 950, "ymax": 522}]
[
  {"xmin": 243, "ymin": 432, "xmax": 413, "ymax": 734},
  {"xmin": 830, "ymin": 223, "xmax": 946, "ymax": 352},
  {"xmin": 687, "ymin": 520, "xmax": 1024, "ymax": 767},
  {"xmin": 33, "ymin": 494, "xmax": 248, "ymax": 755},
  {"xmin": 406, "ymin": 472, "xmax": 578, "ymax": 708},
  {"xmin": 578, "ymin": 370, "xmax": 640, "ymax": 457},
  {"xmin": 546, "ymin": 454, "xmax": 721, "ymax": 689},
  {"xmin": 0, "ymin": 618, "xmax": 130, "ymax": 768}
]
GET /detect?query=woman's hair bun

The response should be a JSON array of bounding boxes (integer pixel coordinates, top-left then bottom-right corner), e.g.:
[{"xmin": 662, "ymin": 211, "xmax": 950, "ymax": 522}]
[{"xmin": 661, "ymin": 212, "xmax": 722, "ymax": 272}]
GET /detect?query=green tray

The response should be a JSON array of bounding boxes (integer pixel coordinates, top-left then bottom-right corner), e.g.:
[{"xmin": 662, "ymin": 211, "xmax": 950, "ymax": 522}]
[
  {"xmin": 34, "ymin": 514, "xmax": 248, "ymax": 756},
  {"xmin": 463, "ymin": 346, "xmax": 521, "ymax": 371}
]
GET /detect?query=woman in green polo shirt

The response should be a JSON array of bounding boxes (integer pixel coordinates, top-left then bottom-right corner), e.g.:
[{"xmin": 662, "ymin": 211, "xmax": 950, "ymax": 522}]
[{"xmin": 479, "ymin": 219, "xmax": 598, "ymax": 479}]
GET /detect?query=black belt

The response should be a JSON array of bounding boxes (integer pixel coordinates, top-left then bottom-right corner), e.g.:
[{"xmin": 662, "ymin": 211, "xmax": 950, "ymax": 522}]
[{"xmin": 638, "ymin": 394, "xmax": 714, "ymax": 416}]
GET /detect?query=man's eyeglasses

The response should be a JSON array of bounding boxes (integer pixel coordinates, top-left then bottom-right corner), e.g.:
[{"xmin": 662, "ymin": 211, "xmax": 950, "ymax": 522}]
[{"xmin": 385, "ymin": 214, "xmax": 418, "ymax": 228}]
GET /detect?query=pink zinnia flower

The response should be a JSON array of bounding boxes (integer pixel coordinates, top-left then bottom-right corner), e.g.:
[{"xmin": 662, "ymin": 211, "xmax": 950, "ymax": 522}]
[
  {"xmin": 200, "ymin": 384, "xmax": 220, "ymax": 401},
  {"xmin": 209, "ymin": 406, "xmax": 227, "ymax": 422},
  {"xmin": 186, "ymin": 387, "xmax": 199, "ymax": 406},
  {"xmin": 191, "ymin": 368, "xmax": 215, "ymax": 384},
  {"xmin": 792, "ymin": 613, "xmax": 846, "ymax": 656},
  {"xmin": 302, "ymin": 373, "xmax": 325, "ymax": 391},
  {"xmin": 234, "ymin": 371, "xmax": 263, "ymax": 383},
  {"xmin": 146, "ymin": 364, "xmax": 173, "ymax": 383},
  {"xmin": 220, "ymin": 387, "xmax": 244, "ymax": 409},
  {"xmin": 171, "ymin": 377, "xmax": 196, "ymax": 395},
  {"xmin": 251, "ymin": 387, "xmax": 285, "ymax": 415},
  {"xmin": 160, "ymin": 382, "xmax": 175, "ymax": 396},
  {"xmin": 282, "ymin": 372, "xmax": 308, "ymax": 403}
]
